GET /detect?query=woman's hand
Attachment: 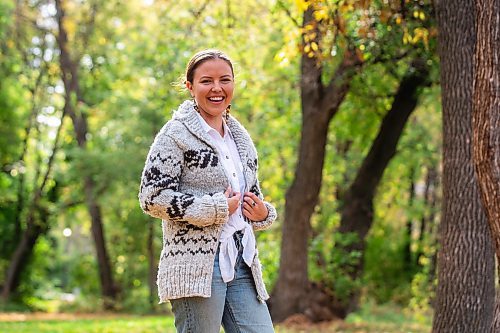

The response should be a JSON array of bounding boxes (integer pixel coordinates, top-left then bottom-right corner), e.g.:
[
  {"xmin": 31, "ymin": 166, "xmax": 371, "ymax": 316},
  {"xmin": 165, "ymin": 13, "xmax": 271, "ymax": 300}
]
[
  {"xmin": 242, "ymin": 192, "xmax": 268, "ymax": 222},
  {"xmin": 224, "ymin": 187, "xmax": 241, "ymax": 216}
]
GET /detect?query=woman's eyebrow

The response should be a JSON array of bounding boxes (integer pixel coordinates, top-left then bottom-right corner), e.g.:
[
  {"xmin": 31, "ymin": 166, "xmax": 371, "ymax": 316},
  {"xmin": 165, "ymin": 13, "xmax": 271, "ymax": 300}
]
[{"xmin": 198, "ymin": 75, "xmax": 232, "ymax": 80}]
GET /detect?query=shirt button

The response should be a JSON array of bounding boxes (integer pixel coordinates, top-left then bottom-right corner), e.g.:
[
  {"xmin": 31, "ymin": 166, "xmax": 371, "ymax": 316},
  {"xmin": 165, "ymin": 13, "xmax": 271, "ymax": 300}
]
[
  {"xmin": 226, "ymin": 155, "xmax": 229, "ymax": 159},
  {"xmin": 232, "ymin": 173, "xmax": 236, "ymax": 177}
]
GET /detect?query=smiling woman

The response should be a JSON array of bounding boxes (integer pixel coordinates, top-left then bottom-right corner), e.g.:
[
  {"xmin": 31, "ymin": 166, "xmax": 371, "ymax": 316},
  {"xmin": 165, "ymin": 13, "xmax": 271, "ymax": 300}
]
[
  {"xmin": 138, "ymin": 49, "xmax": 277, "ymax": 333},
  {"xmin": 185, "ymin": 57, "xmax": 234, "ymax": 135}
]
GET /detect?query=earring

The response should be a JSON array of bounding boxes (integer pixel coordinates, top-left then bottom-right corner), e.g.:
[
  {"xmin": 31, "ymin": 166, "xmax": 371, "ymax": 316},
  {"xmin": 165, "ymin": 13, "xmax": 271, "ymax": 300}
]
[
  {"xmin": 192, "ymin": 98, "xmax": 199, "ymax": 113},
  {"xmin": 224, "ymin": 104, "xmax": 231, "ymax": 121}
]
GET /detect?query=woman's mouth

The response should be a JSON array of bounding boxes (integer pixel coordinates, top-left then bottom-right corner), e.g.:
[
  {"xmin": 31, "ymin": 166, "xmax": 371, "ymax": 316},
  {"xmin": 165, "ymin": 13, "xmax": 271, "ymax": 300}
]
[{"xmin": 208, "ymin": 96, "xmax": 224, "ymax": 102}]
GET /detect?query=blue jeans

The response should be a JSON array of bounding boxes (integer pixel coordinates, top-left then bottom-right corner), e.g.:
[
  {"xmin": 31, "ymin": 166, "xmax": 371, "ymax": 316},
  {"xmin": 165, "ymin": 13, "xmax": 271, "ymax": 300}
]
[{"xmin": 170, "ymin": 234, "xmax": 274, "ymax": 333}]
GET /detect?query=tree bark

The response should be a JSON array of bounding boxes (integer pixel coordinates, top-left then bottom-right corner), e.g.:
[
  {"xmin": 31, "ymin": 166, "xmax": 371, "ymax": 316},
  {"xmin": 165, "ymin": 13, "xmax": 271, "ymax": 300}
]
[
  {"xmin": 55, "ymin": 0, "xmax": 118, "ymax": 308},
  {"xmin": 431, "ymin": 0, "xmax": 495, "ymax": 331},
  {"xmin": 270, "ymin": 7, "xmax": 359, "ymax": 322},
  {"xmin": 336, "ymin": 60, "xmax": 429, "ymax": 314},
  {"xmin": 472, "ymin": 0, "xmax": 500, "ymax": 331}
]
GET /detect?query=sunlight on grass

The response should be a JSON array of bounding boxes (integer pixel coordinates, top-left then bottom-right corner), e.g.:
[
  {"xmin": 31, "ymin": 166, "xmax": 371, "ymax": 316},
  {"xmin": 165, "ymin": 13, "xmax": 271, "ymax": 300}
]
[
  {"xmin": 0, "ymin": 303, "xmax": 431, "ymax": 333},
  {"xmin": 0, "ymin": 316, "xmax": 176, "ymax": 333}
]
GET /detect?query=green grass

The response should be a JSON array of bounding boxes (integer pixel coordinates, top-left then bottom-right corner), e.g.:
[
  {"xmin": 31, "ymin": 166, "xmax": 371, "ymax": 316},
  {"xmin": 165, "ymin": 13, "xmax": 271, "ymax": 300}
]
[
  {"xmin": 0, "ymin": 303, "xmax": 432, "ymax": 333},
  {"xmin": 0, "ymin": 316, "xmax": 175, "ymax": 333}
]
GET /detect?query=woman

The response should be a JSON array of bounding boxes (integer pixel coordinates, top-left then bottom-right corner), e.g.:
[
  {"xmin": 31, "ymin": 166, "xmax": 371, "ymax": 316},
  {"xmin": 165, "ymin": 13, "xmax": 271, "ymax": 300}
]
[{"xmin": 138, "ymin": 49, "xmax": 277, "ymax": 333}]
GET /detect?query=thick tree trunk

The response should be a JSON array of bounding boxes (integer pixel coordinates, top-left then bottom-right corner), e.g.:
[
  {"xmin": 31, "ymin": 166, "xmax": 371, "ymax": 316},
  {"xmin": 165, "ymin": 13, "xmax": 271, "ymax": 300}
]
[
  {"xmin": 494, "ymin": 289, "xmax": 500, "ymax": 332},
  {"xmin": 271, "ymin": 115, "xmax": 330, "ymax": 321},
  {"xmin": 55, "ymin": 0, "xmax": 117, "ymax": 308},
  {"xmin": 431, "ymin": 0, "xmax": 495, "ymax": 331},
  {"xmin": 336, "ymin": 61, "xmax": 429, "ymax": 314},
  {"xmin": 472, "ymin": 0, "xmax": 500, "ymax": 331},
  {"xmin": 270, "ymin": 7, "xmax": 358, "ymax": 322}
]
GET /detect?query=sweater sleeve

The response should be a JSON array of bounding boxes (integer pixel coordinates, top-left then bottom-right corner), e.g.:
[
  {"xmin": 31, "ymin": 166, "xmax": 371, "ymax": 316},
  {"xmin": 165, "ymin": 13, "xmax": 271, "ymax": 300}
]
[
  {"xmin": 138, "ymin": 130, "xmax": 228, "ymax": 227},
  {"xmin": 248, "ymin": 177, "xmax": 277, "ymax": 231}
]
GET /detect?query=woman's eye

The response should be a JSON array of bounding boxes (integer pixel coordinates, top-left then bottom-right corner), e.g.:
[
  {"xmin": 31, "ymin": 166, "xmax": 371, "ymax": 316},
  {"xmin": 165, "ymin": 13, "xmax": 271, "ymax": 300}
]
[{"xmin": 201, "ymin": 80, "xmax": 211, "ymax": 84}]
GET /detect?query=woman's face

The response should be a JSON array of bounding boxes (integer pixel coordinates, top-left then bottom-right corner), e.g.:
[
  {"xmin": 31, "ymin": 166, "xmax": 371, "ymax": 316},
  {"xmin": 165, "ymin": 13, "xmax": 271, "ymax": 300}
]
[{"xmin": 186, "ymin": 59, "xmax": 234, "ymax": 119}]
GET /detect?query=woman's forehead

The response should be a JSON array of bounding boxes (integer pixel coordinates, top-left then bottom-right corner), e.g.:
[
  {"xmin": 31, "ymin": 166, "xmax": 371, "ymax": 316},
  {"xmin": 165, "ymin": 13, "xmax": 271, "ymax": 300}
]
[{"xmin": 194, "ymin": 59, "xmax": 233, "ymax": 78}]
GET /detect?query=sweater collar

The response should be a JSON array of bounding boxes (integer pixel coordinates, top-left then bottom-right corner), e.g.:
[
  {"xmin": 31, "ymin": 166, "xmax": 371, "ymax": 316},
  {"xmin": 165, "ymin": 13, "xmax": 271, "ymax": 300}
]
[{"xmin": 173, "ymin": 100, "xmax": 254, "ymax": 162}]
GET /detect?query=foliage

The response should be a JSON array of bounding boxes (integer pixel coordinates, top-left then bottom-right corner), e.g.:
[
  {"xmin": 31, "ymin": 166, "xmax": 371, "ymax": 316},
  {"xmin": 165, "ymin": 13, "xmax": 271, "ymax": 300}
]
[{"xmin": 1, "ymin": 0, "xmax": 441, "ymax": 316}]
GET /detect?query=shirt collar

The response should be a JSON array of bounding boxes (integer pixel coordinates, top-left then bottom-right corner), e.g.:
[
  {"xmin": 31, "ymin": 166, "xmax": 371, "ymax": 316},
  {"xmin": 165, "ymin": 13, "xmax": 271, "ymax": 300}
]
[{"xmin": 195, "ymin": 112, "xmax": 233, "ymax": 139}]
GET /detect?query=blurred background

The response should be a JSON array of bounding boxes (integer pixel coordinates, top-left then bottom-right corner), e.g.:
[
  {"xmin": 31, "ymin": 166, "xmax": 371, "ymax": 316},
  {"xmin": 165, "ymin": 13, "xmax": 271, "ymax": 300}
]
[{"xmin": 0, "ymin": 0, "xmax": 443, "ymax": 330}]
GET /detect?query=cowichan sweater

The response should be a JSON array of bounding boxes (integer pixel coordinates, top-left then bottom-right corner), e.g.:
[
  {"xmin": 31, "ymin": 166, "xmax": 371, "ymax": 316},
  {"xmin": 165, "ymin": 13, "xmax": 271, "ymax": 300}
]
[{"xmin": 138, "ymin": 100, "xmax": 277, "ymax": 303}]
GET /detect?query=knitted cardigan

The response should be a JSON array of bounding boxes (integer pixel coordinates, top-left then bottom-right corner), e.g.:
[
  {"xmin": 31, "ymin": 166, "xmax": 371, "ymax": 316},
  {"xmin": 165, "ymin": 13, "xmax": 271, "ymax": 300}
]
[{"xmin": 138, "ymin": 100, "xmax": 277, "ymax": 303}]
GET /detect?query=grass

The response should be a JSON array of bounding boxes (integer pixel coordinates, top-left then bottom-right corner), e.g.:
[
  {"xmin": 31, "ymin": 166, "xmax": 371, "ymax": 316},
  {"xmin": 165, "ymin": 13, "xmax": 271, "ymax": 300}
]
[
  {"xmin": 0, "ymin": 303, "xmax": 432, "ymax": 333},
  {"xmin": 0, "ymin": 315, "xmax": 175, "ymax": 333}
]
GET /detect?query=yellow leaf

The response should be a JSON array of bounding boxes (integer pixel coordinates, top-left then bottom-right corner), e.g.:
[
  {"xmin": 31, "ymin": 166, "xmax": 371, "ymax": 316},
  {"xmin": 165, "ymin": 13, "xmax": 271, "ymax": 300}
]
[
  {"xmin": 63, "ymin": 19, "xmax": 77, "ymax": 39},
  {"xmin": 295, "ymin": 0, "xmax": 309, "ymax": 11},
  {"xmin": 310, "ymin": 41, "xmax": 318, "ymax": 51},
  {"xmin": 304, "ymin": 43, "xmax": 311, "ymax": 53},
  {"xmin": 304, "ymin": 23, "xmax": 315, "ymax": 31},
  {"xmin": 313, "ymin": 8, "xmax": 329, "ymax": 21},
  {"xmin": 403, "ymin": 28, "xmax": 410, "ymax": 44}
]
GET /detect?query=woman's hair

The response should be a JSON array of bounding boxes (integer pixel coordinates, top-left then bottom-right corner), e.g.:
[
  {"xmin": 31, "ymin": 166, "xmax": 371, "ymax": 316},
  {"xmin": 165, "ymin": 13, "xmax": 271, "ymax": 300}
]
[{"xmin": 185, "ymin": 49, "xmax": 234, "ymax": 84}]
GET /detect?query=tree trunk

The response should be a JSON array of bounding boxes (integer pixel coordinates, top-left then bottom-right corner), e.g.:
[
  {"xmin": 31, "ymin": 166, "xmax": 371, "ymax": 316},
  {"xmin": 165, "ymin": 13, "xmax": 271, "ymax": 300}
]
[
  {"xmin": 431, "ymin": 0, "xmax": 495, "ymax": 331},
  {"xmin": 405, "ymin": 167, "xmax": 416, "ymax": 273},
  {"xmin": 1, "ymin": 210, "xmax": 49, "ymax": 301},
  {"xmin": 148, "ymin": 221, "xmax": 157, "ymax": 310},
  {"xmin": 55, "ymin": 0, "xmax": 118, "ymax": 308},
  {"xmin": 472, "ymin": 0, "xmax": 500, "ymax": 331},
  {"xmin": 336, "ymin": 60, "xmax": 429, "ymax": 314},
  {"xmin": 1, "ymin": 108, "xmax": 64, "ymax": 300},
  {"xmin": 269, "ymin": 7, "xmax": 359, "ymax": 322},
  {"xmin": 416, "ymin": 165, "xmax": 437, "ymax": 267}
]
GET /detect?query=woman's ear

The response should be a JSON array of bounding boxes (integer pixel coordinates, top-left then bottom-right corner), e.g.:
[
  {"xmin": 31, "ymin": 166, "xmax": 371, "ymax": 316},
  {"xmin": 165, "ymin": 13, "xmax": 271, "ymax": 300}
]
[{"xmin": 186, "ymin": 81, "xmax": 193, "ymax": 97}]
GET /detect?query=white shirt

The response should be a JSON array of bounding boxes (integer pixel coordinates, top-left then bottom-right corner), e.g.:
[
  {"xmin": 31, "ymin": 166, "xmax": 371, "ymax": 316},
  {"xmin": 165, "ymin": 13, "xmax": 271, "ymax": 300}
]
[{"xmin": 196, "ymin": 113, "xmax": 256, "ymax": 282}]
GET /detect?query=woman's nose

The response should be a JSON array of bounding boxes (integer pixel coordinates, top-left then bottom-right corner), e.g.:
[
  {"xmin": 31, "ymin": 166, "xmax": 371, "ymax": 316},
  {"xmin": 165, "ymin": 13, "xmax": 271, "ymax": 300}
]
[{"xmin": 212, "ymin": 82, "xmax": 222, "ymax": 91}]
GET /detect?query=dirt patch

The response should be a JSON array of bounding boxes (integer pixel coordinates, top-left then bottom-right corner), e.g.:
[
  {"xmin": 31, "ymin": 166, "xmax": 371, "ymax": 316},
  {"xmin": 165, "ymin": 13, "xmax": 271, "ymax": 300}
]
[{"xmin": 280, "ymin": 314, "xmax": 344, "ymax": 331}]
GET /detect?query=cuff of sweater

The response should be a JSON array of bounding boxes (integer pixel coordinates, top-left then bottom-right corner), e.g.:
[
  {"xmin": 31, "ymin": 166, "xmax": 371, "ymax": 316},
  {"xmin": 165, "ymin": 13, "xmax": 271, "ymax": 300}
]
[
  {"xmin": 213, "ymin": 192, "xmax": 229, "ymax": 225},
  {"xmin": 252, "ymin": 201, "xmax": 277, "ymax": 231}
]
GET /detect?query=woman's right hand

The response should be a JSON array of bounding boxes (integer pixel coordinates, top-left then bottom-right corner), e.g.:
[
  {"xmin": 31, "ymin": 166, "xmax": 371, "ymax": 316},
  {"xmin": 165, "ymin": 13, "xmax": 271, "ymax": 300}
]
[{"xmin": 224, "ymin": 187, "xmax": 241, "ymax": 216}]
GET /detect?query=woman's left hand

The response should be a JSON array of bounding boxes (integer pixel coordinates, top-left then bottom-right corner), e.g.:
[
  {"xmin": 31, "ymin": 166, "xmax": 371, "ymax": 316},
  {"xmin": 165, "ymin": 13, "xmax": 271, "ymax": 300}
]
[{"xmin": 242, "ymin": 192, "xmax": 268, "ymax": 222}]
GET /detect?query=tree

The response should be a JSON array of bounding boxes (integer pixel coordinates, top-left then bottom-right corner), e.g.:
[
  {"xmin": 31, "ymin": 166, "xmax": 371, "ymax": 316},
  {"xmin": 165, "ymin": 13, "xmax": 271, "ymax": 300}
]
[
  {"xmin": 472, "ymin": 0, "xmax": 500, "ymax": 330},
  {"xmin": 270, "ymin": 0, "xmax": 435, "ymax": 321},
  {"xmin": 270, "ymin": 6, "xmax": 362, "ymax": 321},
  {"xmin": 54, "ymin": 0, "xmax": 118, "ymax": 308},
  {"xmin": 336, "ymin": 59, "xmax": 429, "ymax": 314},
  {"xmin": 432, "ymin": 0, "xmax": 495, "ymax": 331},
  {"xmin": 1, "ymin": 1, "xmax": 62, "ymax": 301}
]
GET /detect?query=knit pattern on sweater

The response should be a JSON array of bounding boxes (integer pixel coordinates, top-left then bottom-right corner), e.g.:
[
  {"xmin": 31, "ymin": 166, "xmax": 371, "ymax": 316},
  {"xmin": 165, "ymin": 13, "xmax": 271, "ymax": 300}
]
[{"xmin": 138, "ymin": 100, "xmax": 277, "ymax": 303}]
